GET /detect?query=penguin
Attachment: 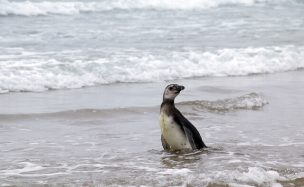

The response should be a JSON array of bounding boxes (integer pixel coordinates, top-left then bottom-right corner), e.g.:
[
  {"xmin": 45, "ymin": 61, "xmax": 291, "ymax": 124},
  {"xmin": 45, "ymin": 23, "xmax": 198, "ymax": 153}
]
[{"xmin": 160, "ymin": 84, "xmax": 207, "ymax": 152}]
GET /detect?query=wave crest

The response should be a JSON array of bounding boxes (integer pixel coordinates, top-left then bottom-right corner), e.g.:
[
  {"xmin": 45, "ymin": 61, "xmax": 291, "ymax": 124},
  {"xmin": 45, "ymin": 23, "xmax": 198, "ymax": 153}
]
[
  {"xmin": 178, "ymin": 93, "xmax": 268, "ymax": 112},
  {"xmin": 0, "ymin": 46, "xmax": 304, "ymax": 93},
  {"xmin": 0, "ymin": 0, "xmax": 97, "ymax": 16},
  {"xmin": 0, "ymin": 0, "xmax": 301, "ymax": 16}
]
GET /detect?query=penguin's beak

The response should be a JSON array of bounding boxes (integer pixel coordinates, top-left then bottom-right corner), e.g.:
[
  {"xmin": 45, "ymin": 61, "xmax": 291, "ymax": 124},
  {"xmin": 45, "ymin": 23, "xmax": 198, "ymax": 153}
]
[{"xmin": 177, "ymin": 85, "xmax": 185, "ymax": 92}]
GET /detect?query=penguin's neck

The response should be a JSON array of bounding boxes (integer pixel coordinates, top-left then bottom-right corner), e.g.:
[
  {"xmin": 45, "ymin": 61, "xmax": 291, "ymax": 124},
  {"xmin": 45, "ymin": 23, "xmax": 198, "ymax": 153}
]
[{"xmin": 161, "ymin": 98, "xmax": 175, "ymax": 111}]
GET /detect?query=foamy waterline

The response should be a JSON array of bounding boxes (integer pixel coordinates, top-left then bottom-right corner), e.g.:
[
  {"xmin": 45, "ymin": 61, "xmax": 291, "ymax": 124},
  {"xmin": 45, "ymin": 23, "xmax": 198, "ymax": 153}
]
[
  {"xmin": 0, "ymin": 46, "xmax": 303, "ymax": 93},
  {"xmin": 178, "ymin": 93, "xmax": 268, "ymax": 112},
  {"xmin": 0, "ymin": 0, "xmax": 301, "ymax": 16}
]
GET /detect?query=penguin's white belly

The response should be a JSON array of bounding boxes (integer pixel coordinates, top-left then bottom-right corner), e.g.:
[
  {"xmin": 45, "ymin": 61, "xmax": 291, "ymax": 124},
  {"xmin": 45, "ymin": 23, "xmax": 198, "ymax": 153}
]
[{"xmin": 160, "ymin": 112, "xmax": 191, "ymax": 150}]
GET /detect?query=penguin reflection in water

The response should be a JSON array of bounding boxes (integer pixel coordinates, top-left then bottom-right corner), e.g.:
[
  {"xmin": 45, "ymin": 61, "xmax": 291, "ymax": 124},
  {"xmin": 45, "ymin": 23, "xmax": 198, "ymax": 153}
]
[{"xmin": 160, "ymin": 84, "xmax": 207, "ymax": 152}]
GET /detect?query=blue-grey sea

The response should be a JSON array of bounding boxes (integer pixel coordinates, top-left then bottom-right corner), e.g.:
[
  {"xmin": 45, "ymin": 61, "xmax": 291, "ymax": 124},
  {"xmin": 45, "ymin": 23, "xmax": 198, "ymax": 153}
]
[
  {"xmin": 0, "ymin": 0, "xmax": 304, "ymax": 186},
  {"xmin": 1, "ymin": 0, "xmax": 304, "ymax": 92}
]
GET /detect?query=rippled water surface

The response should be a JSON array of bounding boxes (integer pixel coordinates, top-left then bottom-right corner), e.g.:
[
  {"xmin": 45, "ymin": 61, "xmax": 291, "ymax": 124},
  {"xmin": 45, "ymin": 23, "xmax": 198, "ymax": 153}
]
[
  {"xmin": 1, "ymin": 72, "xmax": 304, "ymax": 186},
  {"xmin": 1, "ymin": 0, "xmax": 304, "ymax": 186}
]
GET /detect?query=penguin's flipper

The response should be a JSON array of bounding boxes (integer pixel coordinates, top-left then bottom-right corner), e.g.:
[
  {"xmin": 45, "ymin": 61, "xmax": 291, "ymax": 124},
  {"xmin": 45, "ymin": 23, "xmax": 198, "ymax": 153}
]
[
  {"xmin": 181, "ymin": 119, "xmax": 207, "ymax": 149},
  {"xmin": 173, "ymin": 109, "xmax": 207, "ymax": 149},
  {"xmin": 182, "ymin": 125, "xmax": 197, "ymax": 149}
]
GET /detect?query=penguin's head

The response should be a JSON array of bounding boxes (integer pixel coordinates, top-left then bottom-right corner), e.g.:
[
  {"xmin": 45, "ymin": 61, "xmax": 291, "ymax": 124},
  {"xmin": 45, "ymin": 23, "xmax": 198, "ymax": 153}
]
[{"xmin": 163, "ymin": 84, "xmax": 185, "ymax": 100}]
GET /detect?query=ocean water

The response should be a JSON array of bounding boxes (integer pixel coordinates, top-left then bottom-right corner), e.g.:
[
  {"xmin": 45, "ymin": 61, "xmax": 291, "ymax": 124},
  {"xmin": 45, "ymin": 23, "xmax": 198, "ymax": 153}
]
[
  {"xmin": 1, "ymin": 0, "xmax": 304, "ymax": 186},
  {"xmin": 1, "ymin": 0, "xmax": 304, "ymax": 93},
  {"xmin": 1, "ymin": 72, "xmax": 304, "ymax": 187}
]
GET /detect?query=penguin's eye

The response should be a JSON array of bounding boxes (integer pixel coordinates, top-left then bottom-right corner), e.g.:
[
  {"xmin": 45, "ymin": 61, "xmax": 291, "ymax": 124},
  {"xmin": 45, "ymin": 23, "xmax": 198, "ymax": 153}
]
[{"xmin": 169, "ymin": 87, "xmax": 173, "ymax": 91}]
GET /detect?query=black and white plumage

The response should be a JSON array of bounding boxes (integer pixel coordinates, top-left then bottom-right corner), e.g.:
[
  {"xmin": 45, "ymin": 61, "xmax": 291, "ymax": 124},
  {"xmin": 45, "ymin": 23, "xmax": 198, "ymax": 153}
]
[{"xmin": 160, "ymin": 84, "xmax": 207, "ymax": 151}]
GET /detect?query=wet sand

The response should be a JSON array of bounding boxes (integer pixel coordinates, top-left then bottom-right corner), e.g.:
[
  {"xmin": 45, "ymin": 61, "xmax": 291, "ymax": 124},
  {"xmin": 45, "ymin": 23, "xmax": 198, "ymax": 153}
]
[{"xmin": 0, "ymin": 70, "xmax": 304, "ymax": 186}]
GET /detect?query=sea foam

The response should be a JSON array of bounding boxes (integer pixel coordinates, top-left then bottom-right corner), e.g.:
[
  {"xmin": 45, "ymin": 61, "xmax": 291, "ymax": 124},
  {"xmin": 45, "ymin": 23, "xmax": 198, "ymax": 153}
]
[
  {"xmin": 0, "ymin": 0, "xmax": 301, "ymax": 16},
  {"xmin": 0, "ymin": 0, "xmax": 96, "ymax": 16},
  {"xmin": 213, "ymin": 167, "xmax": 285, "ymax": 187},
  {"xmin": 0, "ymin": 46, "xmax": 303, "ymax": 93},
  {"xmin": 178, "ymin": 93, "xmax": 269, "ymax": 112}
]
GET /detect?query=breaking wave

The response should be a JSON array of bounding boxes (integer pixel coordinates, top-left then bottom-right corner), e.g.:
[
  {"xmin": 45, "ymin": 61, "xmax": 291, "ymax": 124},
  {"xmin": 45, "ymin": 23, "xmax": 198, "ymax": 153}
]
[
  {"xmin": 0, "ymin": 0, "xmax": 302, "ymax": 16},
  {"xmin": 178, "ymin": 93, "xmax": 268, "ymax": 112},
  {"xmin": 0, "ymin": 46, "xmax": 304, "ymax": 93}
]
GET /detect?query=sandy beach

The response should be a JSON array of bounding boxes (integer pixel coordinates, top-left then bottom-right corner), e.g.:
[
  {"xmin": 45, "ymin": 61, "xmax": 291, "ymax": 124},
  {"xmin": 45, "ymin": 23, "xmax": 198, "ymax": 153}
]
[{"xmin": 1, "ymin": 71, "xmax": 304, "ymax": 186}]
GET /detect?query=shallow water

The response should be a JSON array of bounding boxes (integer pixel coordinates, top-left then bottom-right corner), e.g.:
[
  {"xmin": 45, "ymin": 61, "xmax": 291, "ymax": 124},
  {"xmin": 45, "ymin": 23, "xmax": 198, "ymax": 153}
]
[
  {"xmin": 1, "ymin": 71, "xmax": 304, "ymax": 186},
  {"xmin": 1, "ymin": 0, "xmax": 304, "ymax": 186}
]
